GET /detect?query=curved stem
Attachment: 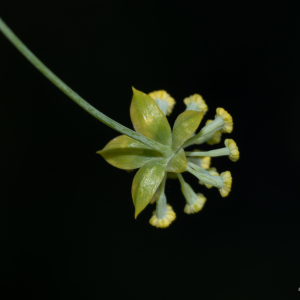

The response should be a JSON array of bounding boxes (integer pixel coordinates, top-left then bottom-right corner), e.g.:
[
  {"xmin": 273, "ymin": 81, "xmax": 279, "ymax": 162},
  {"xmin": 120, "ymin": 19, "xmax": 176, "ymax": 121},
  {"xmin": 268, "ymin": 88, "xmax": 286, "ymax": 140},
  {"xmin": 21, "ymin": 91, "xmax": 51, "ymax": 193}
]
[{"xmin": 0, "ymin": 18, "xmax": 169, "ymax": 155}]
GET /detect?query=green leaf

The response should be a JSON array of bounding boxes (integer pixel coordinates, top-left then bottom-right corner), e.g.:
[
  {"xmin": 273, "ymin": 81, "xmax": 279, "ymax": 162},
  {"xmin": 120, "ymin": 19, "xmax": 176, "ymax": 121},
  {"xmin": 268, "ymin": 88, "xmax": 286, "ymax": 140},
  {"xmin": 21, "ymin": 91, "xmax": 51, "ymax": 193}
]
[
  {"xmin": 130, "ymin": 87, "xmax": 172, "ymax": 146},
  {"xmin": 165, "ymin": 149, "xmax": 187, "ymax": 173},
  {"xmin": 97, "ymin": 135, "xmax": 162, "ymax": 170},
  {"xmin": 172, "ymin": 110, "xmax": 203, "ymax": 151},
  {"xmin": 132, "ymin": 158, "xmax": 167, "ymax": 218}
]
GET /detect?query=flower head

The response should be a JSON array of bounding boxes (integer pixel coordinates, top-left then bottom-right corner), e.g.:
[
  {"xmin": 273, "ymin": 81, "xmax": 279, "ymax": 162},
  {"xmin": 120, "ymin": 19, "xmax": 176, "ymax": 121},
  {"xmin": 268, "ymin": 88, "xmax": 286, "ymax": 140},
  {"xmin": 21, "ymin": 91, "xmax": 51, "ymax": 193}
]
[
  {"xmin": 177, "ymin": 173, "xmax": 206, "ymax": 214},
  {"xmin": 184, "ymin": 94, "xmax": 208, "ymax": 114},
  {"xmin": 216, "ymin": 108, "xmax": 233, "ymax": 133},
  {"xmin": 184, "ymin": 194, "xmax": 206, "ymax": 214},
  {"xmin": 219, "ymin": 171, "xmax": 232, "ymax": 197},
  {"xmin": 150, "ymin": 204, "xmax": 176, "ymax": 228},
  {"xmin": 225, "ymin": 139, "xmax": 240, "ymax": 162},
  {"xmin": 98, "ymin": 87, "xmax": 239, "ymax": 227}
]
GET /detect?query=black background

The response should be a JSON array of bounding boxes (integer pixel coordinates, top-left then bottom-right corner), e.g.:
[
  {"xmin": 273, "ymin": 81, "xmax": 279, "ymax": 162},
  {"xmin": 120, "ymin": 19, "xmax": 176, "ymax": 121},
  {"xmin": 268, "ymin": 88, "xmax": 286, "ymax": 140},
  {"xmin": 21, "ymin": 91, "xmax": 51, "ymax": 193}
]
[{"xmin": 0, "ymin": 1, "xmax": 299, "ymax": 299}]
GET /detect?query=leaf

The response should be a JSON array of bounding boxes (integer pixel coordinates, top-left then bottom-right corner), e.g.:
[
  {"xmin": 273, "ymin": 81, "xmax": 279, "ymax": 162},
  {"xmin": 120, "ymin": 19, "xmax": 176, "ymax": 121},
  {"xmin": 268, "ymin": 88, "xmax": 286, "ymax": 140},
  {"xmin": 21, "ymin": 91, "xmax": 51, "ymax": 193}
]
[
  {"xmin": 165, "ymin": 149, "xmax": 187, "ymax": 173},
  {"xmin": 130, "ymin": 87, "xmax": 172, "ymax": 146},
  {"xmin": 172, "ymin": 110, "xmax": 203, "ymax": 151},
  {"xmin": 132, "ymin": 158, "xmax": 167, "ymax": 218},
  {"xmin": 97, "ymin": 135, "xmax": 162, "ymax": 170}
]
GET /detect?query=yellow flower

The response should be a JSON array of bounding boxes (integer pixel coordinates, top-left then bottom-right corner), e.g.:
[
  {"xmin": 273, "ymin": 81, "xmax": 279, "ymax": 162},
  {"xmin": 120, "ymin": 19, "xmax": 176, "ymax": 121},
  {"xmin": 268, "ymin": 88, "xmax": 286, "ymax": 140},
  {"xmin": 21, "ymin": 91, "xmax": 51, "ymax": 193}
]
[
  {"xmin": 225, "ymin": 139, "xmax": 240, "ymax": 162},
  {"xmin": 199, "ymin": 167, "xmax": 219, "ymax": 188},
  {"xmin": 219, "ymin": 171, "xmax": 232, "ymax": 197},
  {"xmin": 149, "ymin": 204, "xmax": 176, "ymax": 228},
  {"xmin": 215, "ymin": 108, "xmax": 233, "ymax": 133},
  {"xmin": 206, "ymin": 119, "xmax": 222, "ymax": 145},
  {"xmin": 184, "ymin": 94, "xmax": 208, "ymax": 114},
  {"xmin": 97, "ymin": 87, "xmax": 239, "ymax": 225},
  {"xmin": 148, "ymin": 90, "xmax": 176, "ymax": 116},
  {"xmin": 184, "ymin": 194, "xmax": 206, "ymax": 214}
]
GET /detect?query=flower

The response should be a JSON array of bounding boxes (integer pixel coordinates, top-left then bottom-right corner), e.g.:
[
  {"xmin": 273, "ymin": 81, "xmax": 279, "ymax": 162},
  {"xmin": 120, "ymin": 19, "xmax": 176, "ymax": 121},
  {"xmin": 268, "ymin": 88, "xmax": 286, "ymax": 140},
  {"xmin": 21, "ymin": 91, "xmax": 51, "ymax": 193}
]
[
  {"xmin": 225, "ymin": 139, "xmax": 240, "ymax": 162},
  {"xmin": 184, "ymin": 194, "xmax": 206, "ymax": 214},
  {"xmin": 98, "ymin": 87, "xmax": 239, "ymax": 227},
  {"xmin": 216, "ymin": 108, "xmax": 233, "ymax": 133},
  {"xmin": 177, "ymin": 174, "xmax": 207, "ymax": 214},
  {"xmin": 184, "ymin": 94, "xmax": 208, "ymax": 114},
  {"xmin": 219, "ymin": 171, "xmax": 232, "ymax": 197},
  {"xmin": 148, "ymin": 90, "xmax": 176, "ymax": 116},
  {"xmin": 149, "ymin": 204, "xmax": 176, "ymax": 228}
]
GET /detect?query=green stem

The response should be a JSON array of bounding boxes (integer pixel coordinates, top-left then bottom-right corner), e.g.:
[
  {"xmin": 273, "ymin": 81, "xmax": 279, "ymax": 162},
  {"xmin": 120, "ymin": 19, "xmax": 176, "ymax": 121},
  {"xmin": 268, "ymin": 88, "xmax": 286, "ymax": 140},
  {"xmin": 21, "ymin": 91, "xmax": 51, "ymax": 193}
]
[
  {"xmin": 177, "ymin": 173, "xmax": 185, "ymax": 186},
  {"xmin": 186, "ymin": 162, "xmax": 223, "ymax": 188},
  {"xmin": 0, "ymin": 18, "xmax": 169, "ymax": 155},
  {"xmin": 183, "ymin": 116, "xmax": 224, "ymax": 148},
  {"xmin": 186, "ymin": 148, "xmax": 230, "ymax": 157},
  {"xmin": 155, "ymin": 173, "xmax": 168, "ymax": 219},
  {"xmin": 177, "ymin": 173, "xmax": 197, "ymax": 206}
]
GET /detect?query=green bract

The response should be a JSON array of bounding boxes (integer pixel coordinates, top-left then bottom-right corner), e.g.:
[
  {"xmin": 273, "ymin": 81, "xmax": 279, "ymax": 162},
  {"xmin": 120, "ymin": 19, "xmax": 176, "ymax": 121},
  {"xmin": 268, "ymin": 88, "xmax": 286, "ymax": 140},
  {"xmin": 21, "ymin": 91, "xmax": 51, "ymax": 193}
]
[
  {"xmin": 172, "ymin": 110, "xmax": 203, "ymax": 151},
  {"xmin": 130, "ymin": 88, "xmax": 172, "ymax": 147},
  {"xmin": 97, "ymin": 135, "xmax": 162, "ymax": 170},
  {"xmin": 132, "ymin": 158, "xmax": 167, "ymax": 218}
]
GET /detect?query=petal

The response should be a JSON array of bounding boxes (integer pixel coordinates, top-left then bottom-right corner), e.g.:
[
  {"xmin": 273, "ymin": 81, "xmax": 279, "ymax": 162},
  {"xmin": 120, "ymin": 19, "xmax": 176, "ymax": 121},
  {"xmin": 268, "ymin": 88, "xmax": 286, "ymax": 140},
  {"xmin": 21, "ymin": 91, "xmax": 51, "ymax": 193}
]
[
  {"xmin": 97, "ymin": 135, "xmax": 162, "ymax": 170},
  {"xmin": 165, "ymin": 148, "xmax": 187, "ymax": 173},
  {"xmin": 130, "ymin": 88, "xmax": 172, "ymax": 146},
  {"xmin": 132, "ymin": 158, "xmax": 167, "ymax": 218},
  {"xmin": 172, "ymin": 110, "xmax": 203, "ymax": 151}
]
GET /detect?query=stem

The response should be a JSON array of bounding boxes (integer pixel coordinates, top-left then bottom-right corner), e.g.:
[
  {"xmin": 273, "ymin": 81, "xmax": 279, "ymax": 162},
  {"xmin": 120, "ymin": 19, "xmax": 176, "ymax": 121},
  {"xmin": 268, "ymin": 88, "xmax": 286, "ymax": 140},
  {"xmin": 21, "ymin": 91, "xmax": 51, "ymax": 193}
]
[
  {"xmin": 177, "ymin": 173, "xmax": 185, "ymax": 186},
  {"xmin": 177, "ymin": 173, "xmax": 197, "ymax": 205},
  {"xmin": 185, "ymin": 102, "xmax": 200, "ymax": 111},
  {"xmin": 183, "ymin": 116, "xmax": 224, "ymax": 148},
  {"xmin": 187, "ymin": 162, "xmax": 223, "ymax": 188},
  {"xmin": 0, "ymin": 18, "xmax": 169, "ymax": 154},
  {"xmin": 156, "ymin": 173, "xmax": 168, "ymax": 219},
  {"xmin": 186, "ymin": 148, "xmax": 230, "ymax": 157}
]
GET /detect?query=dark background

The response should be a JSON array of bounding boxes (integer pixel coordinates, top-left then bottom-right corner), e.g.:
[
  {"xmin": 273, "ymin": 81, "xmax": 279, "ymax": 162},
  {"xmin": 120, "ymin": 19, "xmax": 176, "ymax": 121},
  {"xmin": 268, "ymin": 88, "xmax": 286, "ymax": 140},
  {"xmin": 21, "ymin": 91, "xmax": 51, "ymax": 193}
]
[{"xmin": 0, "ymin": 1, "xmax": 299, "ymax": 299}]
